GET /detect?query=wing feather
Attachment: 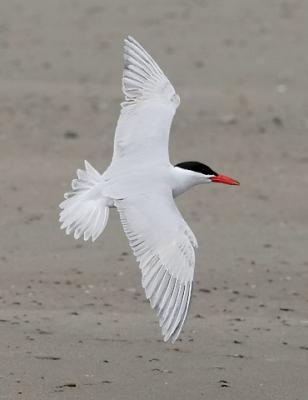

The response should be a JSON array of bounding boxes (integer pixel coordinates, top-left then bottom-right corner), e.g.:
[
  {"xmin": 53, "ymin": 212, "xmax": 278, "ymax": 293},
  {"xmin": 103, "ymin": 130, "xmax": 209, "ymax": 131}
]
[
  {"xmin": 121, "ymin": 36, "xmax": 178, "ymax": 108},
  {"xmin": 111, "ymin": 36, "xmax": 180, "ymax": 167},
  {"xmin": 115, "ymin": 190, "xmax": 197, "ymax": 342}
]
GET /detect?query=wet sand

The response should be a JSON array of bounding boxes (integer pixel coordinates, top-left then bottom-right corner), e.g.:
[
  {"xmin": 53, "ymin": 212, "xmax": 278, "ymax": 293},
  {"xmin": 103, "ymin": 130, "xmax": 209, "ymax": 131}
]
[{"xmin": 0, "ymin": 1, "xmax": 307, "ymax": 399}]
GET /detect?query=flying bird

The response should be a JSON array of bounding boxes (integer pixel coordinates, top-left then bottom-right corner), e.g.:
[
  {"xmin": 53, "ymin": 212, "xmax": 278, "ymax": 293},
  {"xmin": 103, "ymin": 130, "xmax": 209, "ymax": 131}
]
[{"xmin": 59, "ymin": 36, "xmax": 239, "ymax": 343}]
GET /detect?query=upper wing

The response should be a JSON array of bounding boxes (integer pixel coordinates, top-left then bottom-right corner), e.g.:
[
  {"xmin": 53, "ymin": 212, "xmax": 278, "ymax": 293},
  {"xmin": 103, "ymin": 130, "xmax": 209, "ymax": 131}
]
[
  {"xmin": 111, "ymin": 36, "xmax": 180, "ymax": 168},
  {"xmin": 115, "ymin": 189, "xmax": 197, "ymax": 343}
]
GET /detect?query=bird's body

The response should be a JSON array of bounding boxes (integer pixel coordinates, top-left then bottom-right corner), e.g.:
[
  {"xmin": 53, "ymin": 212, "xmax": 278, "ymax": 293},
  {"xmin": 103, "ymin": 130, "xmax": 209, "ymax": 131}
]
[
  {"xmin": 59, "ymin": 36, "xmax": 239, "ymax": 342},
  {"xmin": 95, "ymin": 163, "xmax": 208, "ymax": 202}
]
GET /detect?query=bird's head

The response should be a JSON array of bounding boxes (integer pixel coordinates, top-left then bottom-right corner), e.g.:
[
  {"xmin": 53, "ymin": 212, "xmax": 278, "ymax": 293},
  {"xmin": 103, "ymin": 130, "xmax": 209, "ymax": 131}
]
[{"xmin": 175, "ymin": 161, "xmax": 240, "ymax": 185}]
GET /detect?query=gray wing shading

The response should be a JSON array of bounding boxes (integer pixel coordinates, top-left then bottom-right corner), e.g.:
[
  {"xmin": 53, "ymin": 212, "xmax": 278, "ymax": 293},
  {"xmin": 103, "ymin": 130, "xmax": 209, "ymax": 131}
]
[
  {"xmin": 122, "ymin": 35, "xmax": 178, "ymax": 108},
  {"xmin": 115, "ymin": 190, "xmax": 197, "ymax": 342}
]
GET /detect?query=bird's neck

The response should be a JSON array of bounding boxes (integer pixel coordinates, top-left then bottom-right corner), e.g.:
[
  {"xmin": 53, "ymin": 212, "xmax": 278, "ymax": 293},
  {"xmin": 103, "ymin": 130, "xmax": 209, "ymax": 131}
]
[{"xmin": 171, "ymin": 166, "xmax": 208, "ymax": 198}]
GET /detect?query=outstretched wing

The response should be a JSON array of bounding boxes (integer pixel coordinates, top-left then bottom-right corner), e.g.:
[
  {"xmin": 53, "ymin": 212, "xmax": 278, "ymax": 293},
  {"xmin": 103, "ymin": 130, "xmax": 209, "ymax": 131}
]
[
  {"xmin": 115, "ymin": 189, "xmax": 197, "ymax": 343},
  {"xmin": 111, "ymin": 36, "xmax": 180, "ymax": 168}
]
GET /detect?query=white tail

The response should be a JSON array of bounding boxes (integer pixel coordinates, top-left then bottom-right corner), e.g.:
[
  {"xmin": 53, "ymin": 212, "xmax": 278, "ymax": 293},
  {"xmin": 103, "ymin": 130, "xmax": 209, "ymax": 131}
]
[{"xmin": 59, "ymin": 161, "xmax": 110, "ymax": 242}]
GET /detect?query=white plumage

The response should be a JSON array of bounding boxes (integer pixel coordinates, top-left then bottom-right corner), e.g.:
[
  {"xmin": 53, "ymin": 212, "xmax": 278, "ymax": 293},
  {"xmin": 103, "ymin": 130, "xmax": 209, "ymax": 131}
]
[
  {"xmin": 59, "ymin": 160, "xmax": 110, "ymax": 242},
  {"xmin": 116, "ymin": 190, "xmax": 197, "ymax": 342},
  {"xmin": 60, "ymin": 36, "xmax": 210, "ymax": 342},
  {"xmin": 112, "ymin": 36, "xmax": 179, "ymax": 167}
]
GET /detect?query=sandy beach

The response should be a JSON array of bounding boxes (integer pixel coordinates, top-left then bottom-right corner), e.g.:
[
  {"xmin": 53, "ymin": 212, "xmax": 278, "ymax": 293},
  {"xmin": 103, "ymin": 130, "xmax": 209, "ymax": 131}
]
[{"xmin": 0, "ymin": 1, "xmax": 307, "ymax": 399}]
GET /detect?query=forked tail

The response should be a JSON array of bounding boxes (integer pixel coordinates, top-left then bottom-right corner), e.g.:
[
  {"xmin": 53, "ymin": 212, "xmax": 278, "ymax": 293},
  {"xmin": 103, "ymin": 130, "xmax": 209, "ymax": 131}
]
[{"xmin": 59, "ymin": 161, "xmax": 110, "ymax": 241}]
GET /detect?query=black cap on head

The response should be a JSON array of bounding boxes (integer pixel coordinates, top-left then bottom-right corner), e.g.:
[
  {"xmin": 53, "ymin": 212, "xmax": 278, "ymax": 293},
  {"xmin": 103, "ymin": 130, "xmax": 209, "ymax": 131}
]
[{"xmin": 175, "ymin": 161, "xmax": 218, "ymax": 176}]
